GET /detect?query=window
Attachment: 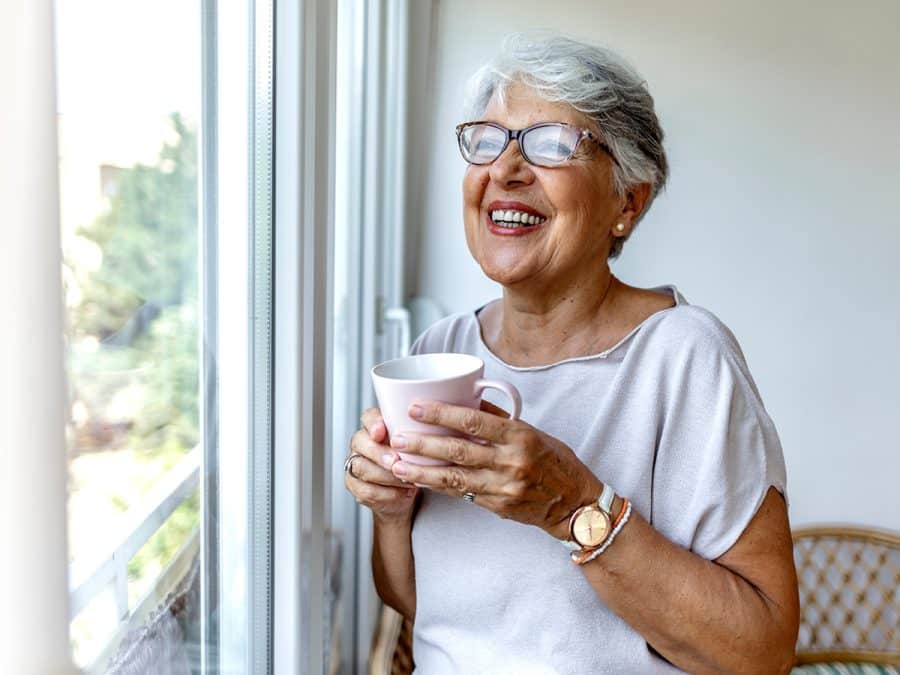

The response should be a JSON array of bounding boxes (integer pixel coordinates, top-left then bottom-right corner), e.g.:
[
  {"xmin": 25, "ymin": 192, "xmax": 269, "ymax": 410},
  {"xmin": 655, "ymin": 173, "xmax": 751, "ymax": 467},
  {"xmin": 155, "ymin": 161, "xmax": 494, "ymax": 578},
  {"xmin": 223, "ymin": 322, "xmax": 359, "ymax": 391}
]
[
  {"xmin": 6, "ymin": 0, "xmax": 411, "ymax": 671},
  {"xmin": 56, "ymin": 0, "xmax": 204, "ymax": 668},
  {"xmin": 57, "ymin": 0, "xmax": 280, "ymax": 669},
  {"xmin": 53, "ymin": 0, "xmax": 334, "ymax": 671}
]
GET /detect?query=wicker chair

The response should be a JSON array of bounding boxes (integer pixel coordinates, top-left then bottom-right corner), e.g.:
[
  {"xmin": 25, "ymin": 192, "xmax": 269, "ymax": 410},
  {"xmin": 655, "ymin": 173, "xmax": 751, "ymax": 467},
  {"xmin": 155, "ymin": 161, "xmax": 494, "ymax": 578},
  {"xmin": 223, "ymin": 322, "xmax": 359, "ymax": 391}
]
[
  {"xmin": 792, "ymin": 526, "xmax": 900, "ymax": 668},
  {"xmin": 370, "ymin": 526, "xmax": 900, "ymax": 673},
  {"xmin": 369, "ymin": 605, "xmax": 414, "ymax": 675}
]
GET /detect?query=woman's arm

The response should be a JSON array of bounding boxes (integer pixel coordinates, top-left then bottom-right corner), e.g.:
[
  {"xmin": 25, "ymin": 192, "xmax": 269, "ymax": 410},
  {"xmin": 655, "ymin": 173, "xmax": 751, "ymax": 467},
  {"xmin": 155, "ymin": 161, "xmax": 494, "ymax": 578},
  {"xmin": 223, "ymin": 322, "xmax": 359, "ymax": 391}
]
[
  {"xmin": 372, "ymin": 510, "xmax": 417, "ymax": 622},
  {"xmin": 345, "ymin": 409, "xmax": 419, "ymax": 622},
  {"xmin": 389, "ymin": 401, "xmax": 799, "ymax": 674},
  {"xmin": 582, "ymin": 485, "xmax": 799, "ymax": 674}
]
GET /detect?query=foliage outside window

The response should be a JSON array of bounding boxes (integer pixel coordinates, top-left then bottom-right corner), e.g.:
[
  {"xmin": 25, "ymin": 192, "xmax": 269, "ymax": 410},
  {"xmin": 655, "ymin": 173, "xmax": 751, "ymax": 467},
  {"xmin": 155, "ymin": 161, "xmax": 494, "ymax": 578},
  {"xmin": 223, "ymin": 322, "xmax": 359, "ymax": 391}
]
[{"xmin": 62, "ymin": 114, "xmax": 201, "ymax": 667}]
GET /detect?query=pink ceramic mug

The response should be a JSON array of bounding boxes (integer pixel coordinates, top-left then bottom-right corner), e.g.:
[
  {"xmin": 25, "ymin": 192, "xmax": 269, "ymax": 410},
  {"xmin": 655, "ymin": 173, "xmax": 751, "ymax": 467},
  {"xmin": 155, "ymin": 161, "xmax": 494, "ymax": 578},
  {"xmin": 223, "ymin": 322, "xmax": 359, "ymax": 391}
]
[{"xmin": 371, "ymin": 353, "xmax": 522, "ymax": 466}]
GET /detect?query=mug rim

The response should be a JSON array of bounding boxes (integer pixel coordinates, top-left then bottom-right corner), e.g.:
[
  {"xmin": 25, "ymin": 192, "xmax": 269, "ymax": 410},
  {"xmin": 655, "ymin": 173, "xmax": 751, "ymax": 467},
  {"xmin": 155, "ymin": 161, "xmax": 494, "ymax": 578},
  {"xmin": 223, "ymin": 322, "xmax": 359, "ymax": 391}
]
[{"xmin": 371, "ymin": 352, "xmax": 484, "ymax": 383}]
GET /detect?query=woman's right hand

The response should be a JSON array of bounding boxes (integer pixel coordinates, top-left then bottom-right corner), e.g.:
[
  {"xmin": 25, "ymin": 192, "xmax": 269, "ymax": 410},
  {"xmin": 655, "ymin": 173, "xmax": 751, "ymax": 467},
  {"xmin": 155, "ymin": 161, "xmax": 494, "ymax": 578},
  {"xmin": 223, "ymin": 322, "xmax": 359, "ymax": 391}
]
[{"xmin": 345, "ymin": 408, "xmax": 419, "ymax": 522}]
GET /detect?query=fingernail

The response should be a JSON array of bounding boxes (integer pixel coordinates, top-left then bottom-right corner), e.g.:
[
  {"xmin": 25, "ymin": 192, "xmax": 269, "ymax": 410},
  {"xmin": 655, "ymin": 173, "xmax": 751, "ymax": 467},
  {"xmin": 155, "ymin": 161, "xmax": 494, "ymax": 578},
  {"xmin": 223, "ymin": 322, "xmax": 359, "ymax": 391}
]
[
  {"xmin": 381, "ymin": 452, "xmax": 396, "ymax": 467},
  {"xmin": 391, "ymin": 434, "xmax": 407, "ymax": 449},
  {"xmin": 409, "ymin": 404, "xmax": 424, "ymax": 419},
  {"xmin": 393, "ymin": 462, "xmax": 408, "ymax": 476}
]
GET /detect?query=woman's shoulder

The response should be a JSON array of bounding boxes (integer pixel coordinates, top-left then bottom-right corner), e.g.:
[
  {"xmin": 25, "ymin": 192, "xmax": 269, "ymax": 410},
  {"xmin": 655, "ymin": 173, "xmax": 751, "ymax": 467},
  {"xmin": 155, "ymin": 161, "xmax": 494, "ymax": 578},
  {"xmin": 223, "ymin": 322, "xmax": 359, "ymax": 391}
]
[
  {"xmin": 654, "ymin": 303, "xmax": 737, "ymax": 345},
  {"xmin": 612, "ymin": 283, "xmax": 735, "ymax": 353},
  {"xmin": 409, "ymin": 308, "xmax": 481, "ymax": 355},
  {"xmin": 638, "ymin": 293, "xmax": 744, "ymax": 363},
  {"xmin": 632, "ymin": 298, "xmax": 763, "ymax": 402}
]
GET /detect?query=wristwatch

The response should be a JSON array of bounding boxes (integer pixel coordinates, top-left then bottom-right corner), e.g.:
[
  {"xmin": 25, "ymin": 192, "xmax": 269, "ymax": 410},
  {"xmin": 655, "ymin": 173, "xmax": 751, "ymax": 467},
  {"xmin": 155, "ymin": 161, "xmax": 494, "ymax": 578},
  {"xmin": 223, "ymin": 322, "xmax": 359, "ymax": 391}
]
[{"xmin": 561, "ymin": 483, "xmax": 615, "ymax": 553}]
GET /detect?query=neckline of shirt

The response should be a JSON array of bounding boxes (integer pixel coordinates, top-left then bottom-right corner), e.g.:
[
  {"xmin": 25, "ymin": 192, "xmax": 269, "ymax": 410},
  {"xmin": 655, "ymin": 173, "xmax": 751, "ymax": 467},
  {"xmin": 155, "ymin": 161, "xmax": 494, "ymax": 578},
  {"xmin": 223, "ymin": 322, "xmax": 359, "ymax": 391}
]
[{"xmin": 471, "ymin": 284, "xmax": 686, "ymax": 372}]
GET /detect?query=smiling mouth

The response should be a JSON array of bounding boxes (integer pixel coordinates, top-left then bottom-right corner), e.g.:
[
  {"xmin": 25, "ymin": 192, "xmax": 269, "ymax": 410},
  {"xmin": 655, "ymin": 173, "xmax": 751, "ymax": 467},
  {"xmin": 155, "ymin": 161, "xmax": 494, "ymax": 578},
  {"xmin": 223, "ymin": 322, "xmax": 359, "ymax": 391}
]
[{"xmin": 489, "ymin": 208, "xmax": 548, "ymax": 228}]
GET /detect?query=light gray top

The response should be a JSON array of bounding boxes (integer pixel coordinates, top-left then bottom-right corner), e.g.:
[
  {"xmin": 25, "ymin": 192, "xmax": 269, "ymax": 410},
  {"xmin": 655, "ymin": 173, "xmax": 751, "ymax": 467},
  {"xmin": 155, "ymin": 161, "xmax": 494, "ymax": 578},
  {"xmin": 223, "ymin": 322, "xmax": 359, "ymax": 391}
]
[{"xmin": 407, "ymin": 286, "xmax": 787, "ymax": 674}]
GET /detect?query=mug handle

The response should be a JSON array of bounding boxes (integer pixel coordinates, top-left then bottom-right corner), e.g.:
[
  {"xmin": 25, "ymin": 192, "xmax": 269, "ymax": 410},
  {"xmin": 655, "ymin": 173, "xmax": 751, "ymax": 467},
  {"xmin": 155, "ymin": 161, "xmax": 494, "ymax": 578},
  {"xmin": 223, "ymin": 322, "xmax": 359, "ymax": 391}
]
[{"xmin": 473, "ymin": 379, "xmax": 522, "ymax": 421}]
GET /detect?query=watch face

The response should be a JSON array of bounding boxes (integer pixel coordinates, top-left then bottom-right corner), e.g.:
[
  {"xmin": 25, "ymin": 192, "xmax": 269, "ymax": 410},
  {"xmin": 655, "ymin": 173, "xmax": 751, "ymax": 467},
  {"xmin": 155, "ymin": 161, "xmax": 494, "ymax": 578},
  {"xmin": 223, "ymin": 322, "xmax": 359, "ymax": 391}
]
[{"xmin": 573, "ymin": 508, "xmax": 610, "ymax": 547}]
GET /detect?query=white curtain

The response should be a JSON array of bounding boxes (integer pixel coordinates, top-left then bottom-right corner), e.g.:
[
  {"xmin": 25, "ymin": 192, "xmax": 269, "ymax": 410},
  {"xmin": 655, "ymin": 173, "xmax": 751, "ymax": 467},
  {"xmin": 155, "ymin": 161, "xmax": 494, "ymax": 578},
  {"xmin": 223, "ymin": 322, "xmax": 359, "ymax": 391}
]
[{"xmin": 0, "ymin": 1, "xmax": 80, "ymax": 674}]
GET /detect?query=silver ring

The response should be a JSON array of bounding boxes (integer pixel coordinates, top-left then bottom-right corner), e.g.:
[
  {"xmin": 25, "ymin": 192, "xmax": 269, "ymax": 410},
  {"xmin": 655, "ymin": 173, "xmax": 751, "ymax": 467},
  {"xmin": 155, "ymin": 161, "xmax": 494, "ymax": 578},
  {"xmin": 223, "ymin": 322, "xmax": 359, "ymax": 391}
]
[
  {"xmin": 463, "ymin": 492, "xmax": 476, "ymax": 503},
  {"xmin": 344, "ymin": 453, "xmax": 363, "ymax": 479}
]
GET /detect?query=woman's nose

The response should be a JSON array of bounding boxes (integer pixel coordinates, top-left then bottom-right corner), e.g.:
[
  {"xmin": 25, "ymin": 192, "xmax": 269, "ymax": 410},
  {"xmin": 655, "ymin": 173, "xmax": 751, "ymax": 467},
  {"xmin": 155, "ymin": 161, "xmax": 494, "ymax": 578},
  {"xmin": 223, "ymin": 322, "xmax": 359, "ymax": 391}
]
[{"xmin": 488, "ymin": 141, "xmax": 535, "ymax": 186}]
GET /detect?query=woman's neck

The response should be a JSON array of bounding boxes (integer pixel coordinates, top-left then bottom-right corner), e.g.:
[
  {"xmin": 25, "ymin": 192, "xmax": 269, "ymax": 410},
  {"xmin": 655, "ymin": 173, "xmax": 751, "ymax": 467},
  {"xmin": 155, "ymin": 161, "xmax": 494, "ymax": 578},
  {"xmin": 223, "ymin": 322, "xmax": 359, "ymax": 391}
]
[{"xmin": 486, "ymin": 268, "xmax": 620, "ymax": 367}]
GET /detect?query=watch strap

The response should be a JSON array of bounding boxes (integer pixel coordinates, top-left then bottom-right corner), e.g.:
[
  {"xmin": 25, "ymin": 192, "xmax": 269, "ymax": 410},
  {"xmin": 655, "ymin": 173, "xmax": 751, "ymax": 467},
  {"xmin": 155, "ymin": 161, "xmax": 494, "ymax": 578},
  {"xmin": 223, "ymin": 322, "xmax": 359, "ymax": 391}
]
[{"xmin": 597, "ymin": 482, "xmax": 615, "ymax": 516}]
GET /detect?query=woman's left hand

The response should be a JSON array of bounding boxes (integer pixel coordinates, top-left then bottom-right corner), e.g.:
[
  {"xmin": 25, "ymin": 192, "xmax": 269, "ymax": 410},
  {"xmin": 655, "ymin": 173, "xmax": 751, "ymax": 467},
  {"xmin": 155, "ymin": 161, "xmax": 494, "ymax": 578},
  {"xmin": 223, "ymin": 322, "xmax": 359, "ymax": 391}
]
[{"xmin": 388, "ymin": 400, "xmax": 602, "ymax": 540}]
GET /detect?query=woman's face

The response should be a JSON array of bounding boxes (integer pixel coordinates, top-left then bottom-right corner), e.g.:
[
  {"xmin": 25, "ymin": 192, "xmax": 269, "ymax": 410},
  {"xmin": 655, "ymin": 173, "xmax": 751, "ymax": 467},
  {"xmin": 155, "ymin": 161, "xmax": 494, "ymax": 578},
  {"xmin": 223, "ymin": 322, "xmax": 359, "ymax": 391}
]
[{"xmin": 462, "ymin": 83, "xmax": 625, "ymax": 291}]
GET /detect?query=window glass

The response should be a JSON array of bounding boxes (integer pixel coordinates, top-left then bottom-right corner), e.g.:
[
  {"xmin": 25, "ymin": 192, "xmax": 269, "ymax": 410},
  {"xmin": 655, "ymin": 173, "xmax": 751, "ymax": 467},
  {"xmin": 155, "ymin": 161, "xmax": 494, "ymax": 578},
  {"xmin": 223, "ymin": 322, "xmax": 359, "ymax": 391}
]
[{"xmin": 56, "ymin": 0, "xmax": 203, "ymax": 668}]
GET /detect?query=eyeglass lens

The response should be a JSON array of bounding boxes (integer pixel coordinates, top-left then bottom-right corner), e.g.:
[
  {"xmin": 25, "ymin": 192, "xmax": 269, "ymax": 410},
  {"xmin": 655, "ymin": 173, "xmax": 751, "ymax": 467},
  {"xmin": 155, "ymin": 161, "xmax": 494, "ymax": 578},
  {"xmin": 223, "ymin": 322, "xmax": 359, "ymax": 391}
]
[{"xmin": 459, "ymin": 123, "xmax": 582, "ymax": 167}]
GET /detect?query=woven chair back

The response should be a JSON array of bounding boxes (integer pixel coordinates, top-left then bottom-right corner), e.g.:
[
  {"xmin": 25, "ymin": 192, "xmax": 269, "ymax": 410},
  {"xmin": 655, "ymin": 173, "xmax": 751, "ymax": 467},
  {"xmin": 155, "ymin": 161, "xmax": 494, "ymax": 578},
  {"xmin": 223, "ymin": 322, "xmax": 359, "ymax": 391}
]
[{"xmin": 793, "ymin": 526, "xmax": 900, "ymax": 666}]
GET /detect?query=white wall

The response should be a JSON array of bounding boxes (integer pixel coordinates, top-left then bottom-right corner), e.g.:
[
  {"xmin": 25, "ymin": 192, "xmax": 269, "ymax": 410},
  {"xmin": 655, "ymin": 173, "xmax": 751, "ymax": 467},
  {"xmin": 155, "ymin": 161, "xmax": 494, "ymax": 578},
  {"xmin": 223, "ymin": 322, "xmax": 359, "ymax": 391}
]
[{"xmin": 408, "ymin": 0, "xmax": 900, "ymax": 530}]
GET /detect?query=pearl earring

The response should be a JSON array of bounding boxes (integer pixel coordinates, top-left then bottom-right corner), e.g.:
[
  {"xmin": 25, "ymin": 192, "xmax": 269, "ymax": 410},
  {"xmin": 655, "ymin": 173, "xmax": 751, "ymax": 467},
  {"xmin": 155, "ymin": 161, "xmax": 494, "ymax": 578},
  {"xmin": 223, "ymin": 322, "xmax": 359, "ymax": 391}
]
[{"xmin": 615, "ymin": 223, "xmax": 626, "ymax": 233}]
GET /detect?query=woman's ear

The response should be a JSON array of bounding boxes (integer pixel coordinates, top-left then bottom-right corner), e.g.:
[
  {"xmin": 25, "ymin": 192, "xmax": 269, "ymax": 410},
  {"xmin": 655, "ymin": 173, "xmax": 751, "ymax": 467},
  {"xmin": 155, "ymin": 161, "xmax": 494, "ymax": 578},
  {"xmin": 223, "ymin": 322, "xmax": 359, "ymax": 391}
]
[{"xmin": 620, "ymin": 182, "xmax": 653, "ymax": 228}]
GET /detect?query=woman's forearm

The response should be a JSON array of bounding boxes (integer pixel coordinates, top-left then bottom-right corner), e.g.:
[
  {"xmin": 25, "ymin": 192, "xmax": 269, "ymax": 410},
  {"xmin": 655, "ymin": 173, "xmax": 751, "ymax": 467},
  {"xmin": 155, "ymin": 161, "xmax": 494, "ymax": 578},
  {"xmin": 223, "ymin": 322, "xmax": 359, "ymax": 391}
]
[
  {"xmin": 372, "ymin": 514, "xmax": 416, "ymax": 621},
  {"xmin": 581, "ymin": 497, "xmax": 796, "ymax": 674}
]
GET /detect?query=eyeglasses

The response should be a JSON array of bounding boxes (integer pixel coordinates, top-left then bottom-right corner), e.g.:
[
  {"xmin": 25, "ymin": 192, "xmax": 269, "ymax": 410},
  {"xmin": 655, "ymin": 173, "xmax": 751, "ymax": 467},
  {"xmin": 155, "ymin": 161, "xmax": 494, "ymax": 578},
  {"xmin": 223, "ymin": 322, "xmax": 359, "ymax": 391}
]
[{"xmin": 455, "ymin": 121, "xmax": 618, "ymax": 168}]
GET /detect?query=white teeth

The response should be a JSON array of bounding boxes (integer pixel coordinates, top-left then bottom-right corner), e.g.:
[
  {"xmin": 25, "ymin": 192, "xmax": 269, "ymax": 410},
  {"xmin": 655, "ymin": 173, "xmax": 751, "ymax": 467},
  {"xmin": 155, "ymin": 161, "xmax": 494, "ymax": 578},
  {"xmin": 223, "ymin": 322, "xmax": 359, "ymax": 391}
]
[{"xmin": 490, "ymin": 209, "xmax": 546, "ymax": 227}]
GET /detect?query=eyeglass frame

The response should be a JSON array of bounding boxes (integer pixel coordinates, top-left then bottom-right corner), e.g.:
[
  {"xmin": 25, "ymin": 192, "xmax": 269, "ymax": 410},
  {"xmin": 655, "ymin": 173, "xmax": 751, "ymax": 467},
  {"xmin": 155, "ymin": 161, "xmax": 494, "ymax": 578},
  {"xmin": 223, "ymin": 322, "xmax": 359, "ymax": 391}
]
[{"xmin": 454, "ymin": 120, "xmax": 620, "ymax": 168}]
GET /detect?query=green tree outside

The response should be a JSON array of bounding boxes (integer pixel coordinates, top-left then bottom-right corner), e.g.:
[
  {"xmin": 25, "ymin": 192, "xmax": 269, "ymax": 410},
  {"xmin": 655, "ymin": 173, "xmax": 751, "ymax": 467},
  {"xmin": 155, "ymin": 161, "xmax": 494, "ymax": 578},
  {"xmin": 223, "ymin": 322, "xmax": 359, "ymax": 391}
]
[{"xmin": 65, "ymin": 113, "xmax": 201, "ymax": 662}]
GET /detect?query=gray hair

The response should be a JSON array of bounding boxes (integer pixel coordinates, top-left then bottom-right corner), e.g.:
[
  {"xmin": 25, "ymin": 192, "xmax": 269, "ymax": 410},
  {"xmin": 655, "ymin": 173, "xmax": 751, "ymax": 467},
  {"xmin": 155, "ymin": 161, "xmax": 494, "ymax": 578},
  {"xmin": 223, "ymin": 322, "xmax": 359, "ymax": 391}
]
[{"xmin": 465, "ymin": 33, "xmax": 668, "ymax": 259}]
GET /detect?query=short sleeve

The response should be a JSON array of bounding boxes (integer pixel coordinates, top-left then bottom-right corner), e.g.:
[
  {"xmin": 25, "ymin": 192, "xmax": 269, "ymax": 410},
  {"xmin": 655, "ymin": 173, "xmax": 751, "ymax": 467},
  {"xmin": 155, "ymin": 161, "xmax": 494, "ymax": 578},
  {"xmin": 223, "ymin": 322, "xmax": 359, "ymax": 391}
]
[
  {"xmin": 650, "ymin": 309, "xmax": 788, "ymax": 561},
  {"xmin": 409, "ymin": 335, "xmax": 425, "ymax": 356},
  {"xmin": 409, "ymin": 328, "xmax": 434, "ymax": 356},
  {"xmin": 408, "ymin": 312, "xmax": 473, "ymax": 357}
]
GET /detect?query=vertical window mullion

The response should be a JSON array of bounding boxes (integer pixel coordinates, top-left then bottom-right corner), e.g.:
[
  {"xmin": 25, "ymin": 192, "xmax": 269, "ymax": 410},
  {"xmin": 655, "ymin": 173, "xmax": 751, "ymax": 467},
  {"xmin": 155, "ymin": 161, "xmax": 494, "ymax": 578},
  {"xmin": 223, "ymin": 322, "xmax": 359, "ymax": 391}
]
[
  {"xmin": 272, "ymin": 0, "xmax": 336, "ymax": 673},
  {"xmin": 272, "ymin": 0, "xmax": 303, "ymax": 666},
  {"xmin": 216, "ymin": 0, "xmax": 254, "ymax": 669},
  {"xmin": 200, "ymin": 0, "xmax": 220, "ymax": 670},
  {"xmin": 332, "ymin": 0, "xmax": 369, "ymax": 671},
  {"xmin": 250, "ymin": 0, "xmax": 276, "ymax": 671}
]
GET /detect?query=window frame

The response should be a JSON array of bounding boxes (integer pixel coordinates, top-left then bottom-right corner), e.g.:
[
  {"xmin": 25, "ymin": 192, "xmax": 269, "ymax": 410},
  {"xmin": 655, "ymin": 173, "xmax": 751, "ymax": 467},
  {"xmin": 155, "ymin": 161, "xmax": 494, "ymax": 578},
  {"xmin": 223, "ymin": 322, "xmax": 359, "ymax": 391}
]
[{"xmin": 271, "ymin": 0, "xmax": 337, "ymax": 673}]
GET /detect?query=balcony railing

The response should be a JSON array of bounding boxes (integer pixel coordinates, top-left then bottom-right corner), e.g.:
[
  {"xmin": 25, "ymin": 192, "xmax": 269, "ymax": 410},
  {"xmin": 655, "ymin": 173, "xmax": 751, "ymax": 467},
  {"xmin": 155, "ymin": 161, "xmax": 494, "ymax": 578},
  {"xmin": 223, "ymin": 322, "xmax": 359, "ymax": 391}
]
[{"xmin": 69, "ymin": 446, "xmax": 201, "ymax": 673}]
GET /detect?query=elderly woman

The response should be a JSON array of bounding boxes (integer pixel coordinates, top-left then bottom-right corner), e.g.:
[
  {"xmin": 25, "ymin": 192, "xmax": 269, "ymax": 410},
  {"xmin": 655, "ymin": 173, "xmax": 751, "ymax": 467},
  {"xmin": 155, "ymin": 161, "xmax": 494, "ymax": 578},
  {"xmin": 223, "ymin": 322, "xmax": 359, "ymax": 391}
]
[{"xmin": 345, "ymin": 34, "xmax": 799, "ymax": 674}]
